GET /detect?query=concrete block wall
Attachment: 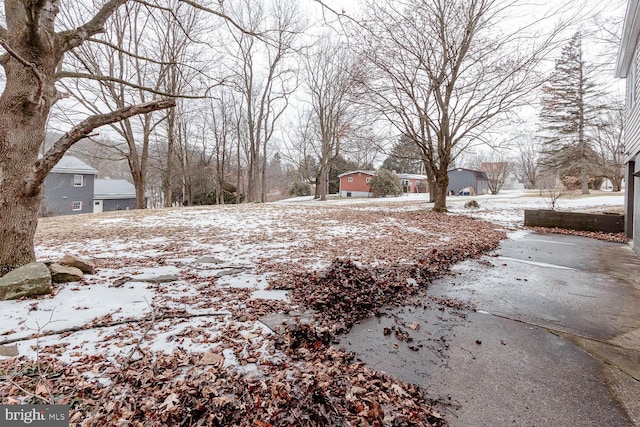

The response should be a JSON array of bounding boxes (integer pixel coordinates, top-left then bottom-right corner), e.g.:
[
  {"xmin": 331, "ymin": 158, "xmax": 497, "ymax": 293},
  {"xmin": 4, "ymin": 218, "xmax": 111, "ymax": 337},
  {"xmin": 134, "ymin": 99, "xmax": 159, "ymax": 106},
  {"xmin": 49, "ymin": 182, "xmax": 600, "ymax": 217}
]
[{"xmin": 524, "ymin": 210, "xmax": 625, "ymax": 233}]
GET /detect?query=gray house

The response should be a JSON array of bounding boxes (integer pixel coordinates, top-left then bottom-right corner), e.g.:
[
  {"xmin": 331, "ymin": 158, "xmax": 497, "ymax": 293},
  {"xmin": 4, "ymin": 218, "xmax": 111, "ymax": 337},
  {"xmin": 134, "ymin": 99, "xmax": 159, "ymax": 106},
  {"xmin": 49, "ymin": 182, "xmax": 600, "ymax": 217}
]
[
  {"xmin": 42, "ymin": 155, "xmax": 98, "ymax": 216},
  {"xmin": 616, "ymin": 0, "xmax": 640, "ymax": 254},
  {"xmin": 93, "ymin": 179, "xmax": 138, "ymax": 212},
  {"xmin": 447, "ymin": 168, "xmax": 490, "ymax": 196}
]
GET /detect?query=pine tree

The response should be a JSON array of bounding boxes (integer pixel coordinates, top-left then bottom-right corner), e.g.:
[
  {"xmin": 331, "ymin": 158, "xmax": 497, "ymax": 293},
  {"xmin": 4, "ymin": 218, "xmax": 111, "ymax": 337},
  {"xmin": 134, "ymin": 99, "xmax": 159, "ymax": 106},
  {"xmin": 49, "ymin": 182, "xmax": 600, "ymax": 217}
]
[
  {"xmin": 539, "ymin": 32, "xmax": 602, "ymax": 194},
  {"xmin": 381, "ymin": 136, "xmax": 424, "ymax": 174}
]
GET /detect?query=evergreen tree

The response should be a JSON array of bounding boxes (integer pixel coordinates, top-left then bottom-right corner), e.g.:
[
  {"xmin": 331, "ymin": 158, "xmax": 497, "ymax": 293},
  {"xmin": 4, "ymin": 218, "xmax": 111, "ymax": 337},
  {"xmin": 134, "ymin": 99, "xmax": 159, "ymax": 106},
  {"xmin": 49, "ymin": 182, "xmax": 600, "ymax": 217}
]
[
  {"xmin": 381, "ymin": 136, "xmax": 423, "ymax": 174},
  {"xmin": 539, "ymin": 32, "xmax": 602, "ymax": 194}
]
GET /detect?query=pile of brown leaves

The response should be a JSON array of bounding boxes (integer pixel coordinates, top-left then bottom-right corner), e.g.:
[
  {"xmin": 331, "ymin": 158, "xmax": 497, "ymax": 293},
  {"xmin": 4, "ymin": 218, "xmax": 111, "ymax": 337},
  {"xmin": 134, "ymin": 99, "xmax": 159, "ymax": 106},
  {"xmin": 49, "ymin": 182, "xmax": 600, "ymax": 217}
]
[
  {"xmin": 1, "ymin": 324, "xmax": 444, "ymax": 426},
  {"xmin": 528, "ymin": 226, "xmax": 629, "ymax": 244},
  {"xmin": 277, "ymin": 231, "xmax": 504, "ymax": 333}
]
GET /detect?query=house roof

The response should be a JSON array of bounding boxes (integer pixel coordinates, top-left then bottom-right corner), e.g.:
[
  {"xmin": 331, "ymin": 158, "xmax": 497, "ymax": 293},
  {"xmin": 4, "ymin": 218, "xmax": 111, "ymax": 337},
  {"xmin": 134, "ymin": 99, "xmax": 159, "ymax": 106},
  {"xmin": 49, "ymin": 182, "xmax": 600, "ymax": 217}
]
[
  {"xmin": 94, "ymin": 179, "xmax": 136, "ymax": 200},
  {"xmin": 396, "ymin": 173, "xmax": 428, "ymax": 180},
  {"xmin": 51, "ymin": 155, "xmax": 98, "ymax": 175},
  {"xmin": 448, "ymin": 168, "xmax": 489, "ymax": 180},
  {"xmin": 337, "ymin": 170, "xmax": 377, "ymax": 178},
  {"xmin": 615, "ymin": 0, "xmax": 640, "ymax": 77}
]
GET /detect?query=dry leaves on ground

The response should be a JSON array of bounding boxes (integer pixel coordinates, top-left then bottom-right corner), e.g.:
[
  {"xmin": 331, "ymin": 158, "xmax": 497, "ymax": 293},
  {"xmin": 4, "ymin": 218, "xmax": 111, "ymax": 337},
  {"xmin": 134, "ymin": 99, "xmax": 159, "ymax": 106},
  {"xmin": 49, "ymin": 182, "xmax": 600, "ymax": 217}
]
[
  {"xmin": 3, "ymin": 203, "xmax": 508, "ymax": 425},
  {"xmin": 528, "ymin": 226, "xmax": 628, "ymax": 244},
  {"xmin": 2, "ymin": 325, "xmax": 445, "ymax": 426}
]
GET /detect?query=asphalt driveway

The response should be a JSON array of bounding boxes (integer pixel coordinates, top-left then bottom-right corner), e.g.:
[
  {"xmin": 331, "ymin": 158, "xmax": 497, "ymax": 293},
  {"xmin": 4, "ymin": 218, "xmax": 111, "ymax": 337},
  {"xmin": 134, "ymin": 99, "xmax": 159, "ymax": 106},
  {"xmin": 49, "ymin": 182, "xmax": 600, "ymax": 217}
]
[{"xmin": 340, "ymin": 231, "xmax": 640, "ymax": 426}]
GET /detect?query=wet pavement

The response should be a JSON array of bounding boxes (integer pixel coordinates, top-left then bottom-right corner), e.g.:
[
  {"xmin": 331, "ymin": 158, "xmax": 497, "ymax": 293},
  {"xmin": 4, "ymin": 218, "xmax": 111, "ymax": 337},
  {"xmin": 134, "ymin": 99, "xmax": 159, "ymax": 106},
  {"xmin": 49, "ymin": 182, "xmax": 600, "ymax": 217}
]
[{"xmin": 340, "ymin": 231, "xmax": 640, "ymax": 426}]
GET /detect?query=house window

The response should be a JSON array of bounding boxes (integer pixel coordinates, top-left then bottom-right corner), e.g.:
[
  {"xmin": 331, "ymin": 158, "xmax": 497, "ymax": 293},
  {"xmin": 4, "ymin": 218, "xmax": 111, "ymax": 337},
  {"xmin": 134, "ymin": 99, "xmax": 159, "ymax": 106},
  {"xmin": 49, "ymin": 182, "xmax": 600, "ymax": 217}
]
[
  {"xmin": 401, "ymin": 179, "xmax": 410, "ymax": 186},
  {"xmin": 72, "ymin": 201, "xmax": 82, "ymax": 211},
  {"xmin": 415, "ymin": 180, "xmax": 421, "ymax": 186},
  {"xmin": 366, "ymin": 177, "xmax": 372, "ymax": 183},
  {"xmin": 348, "ymin": 177, "xmax": 353, "ymax": 182},
  {"xmin": 73, "ymin": 175, "xmax": 84, "ymax": 187}
]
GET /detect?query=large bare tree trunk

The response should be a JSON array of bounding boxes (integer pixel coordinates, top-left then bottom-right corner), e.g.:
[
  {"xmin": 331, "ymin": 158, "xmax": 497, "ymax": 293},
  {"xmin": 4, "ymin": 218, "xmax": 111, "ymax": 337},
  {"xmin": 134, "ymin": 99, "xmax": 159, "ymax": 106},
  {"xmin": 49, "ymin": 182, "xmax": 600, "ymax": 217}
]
[
  {"xmin": 422, "ymin": 160, "xmax": 436, "ymax": 203},
  {"xmin": 0, "ymin": 9, "xmax": 58, "ymax": 268},
  {"xmin": 165, "ymin": 108, "xmax": 176, "ymax": 207},
  {"xmin": 130, "ymin": 158, "xmax": 148, "ymax": 209},
  {"xmin": 433, "ymin": 169, "xmax": 449, "ymax": 211},
  {"xmin": 317, "ymin": 166, "xmax": 328, "ymax": 201},
  {"xmin": 0, "ymin": 142, "xmax": 45, "ymax": 269}
]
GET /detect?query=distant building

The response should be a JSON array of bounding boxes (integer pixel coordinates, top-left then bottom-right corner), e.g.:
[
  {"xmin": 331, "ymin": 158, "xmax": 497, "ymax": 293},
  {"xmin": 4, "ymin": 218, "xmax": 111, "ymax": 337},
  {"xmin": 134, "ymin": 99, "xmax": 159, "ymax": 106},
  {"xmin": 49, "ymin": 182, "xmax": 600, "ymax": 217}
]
[
  {"xmin": 446, "ymin": 168, "xmax": 490, "ymax": 196},
  {"xmin": 338, "ymin": 170, "xmax": 377, "ymax": 197},
  {"xmin": 396, "ymin": 173, "xmax": 429, "ymax": 194},
  {"xmin": 615, "ymin": 0, "xmax": 640, "ymax": 254},
  {"xmin": 94, "ymin": 179, "xmax": 138, "ymax": 212},
  {"xmin": 337, "ymin": 170, "xmax": 429, "ymax": 197},
  {"xmin": 42, "ymin": 155, "xmax": 98, "ymax": 216},
  {"xmin": 42, "ymin": 155, "xmax": 141, "ymax": 216}
]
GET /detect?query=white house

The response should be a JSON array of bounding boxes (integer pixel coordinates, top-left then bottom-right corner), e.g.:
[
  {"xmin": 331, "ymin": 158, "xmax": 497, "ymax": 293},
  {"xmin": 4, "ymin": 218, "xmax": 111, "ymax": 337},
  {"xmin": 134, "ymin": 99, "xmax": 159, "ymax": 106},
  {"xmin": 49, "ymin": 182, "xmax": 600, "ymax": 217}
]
[{"xmin": 615, "ymin": 0, "xmax": 640, "ymax": 254}]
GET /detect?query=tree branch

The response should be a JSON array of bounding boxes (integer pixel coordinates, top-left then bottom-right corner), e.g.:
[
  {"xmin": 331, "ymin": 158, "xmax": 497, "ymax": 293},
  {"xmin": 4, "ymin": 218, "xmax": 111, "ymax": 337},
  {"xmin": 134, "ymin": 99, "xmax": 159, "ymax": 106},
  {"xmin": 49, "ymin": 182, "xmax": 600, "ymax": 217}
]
[
  {"xmin": 26, "ymin": 99, "xmax": 176, "ymax": 196},
  {"xmin": 0, "ymin": 309, "xmax": 229, "ymax": 346},
  {"xmin": 55, "ymin": 71, "xmax": 213, "ymax": 99},
  {"xmin": 178, "ymin": 0, "xmax": 261, "ymax": 37},
  {"xmin": 85, "ymin": 37, "xmax": 175, "ymax": 66},
  {"xmin": 58, "ymin": 0, "xmax": 128, "ymax": 53}
]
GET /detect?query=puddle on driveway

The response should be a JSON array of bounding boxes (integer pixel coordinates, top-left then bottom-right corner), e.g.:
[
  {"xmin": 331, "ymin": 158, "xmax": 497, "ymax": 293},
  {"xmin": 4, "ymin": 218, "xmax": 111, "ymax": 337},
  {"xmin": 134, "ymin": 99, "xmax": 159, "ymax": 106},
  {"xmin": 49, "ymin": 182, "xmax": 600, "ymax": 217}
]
[{"xmin": 339, "ymin": 297, "xmax": 470, "ymax": 383}]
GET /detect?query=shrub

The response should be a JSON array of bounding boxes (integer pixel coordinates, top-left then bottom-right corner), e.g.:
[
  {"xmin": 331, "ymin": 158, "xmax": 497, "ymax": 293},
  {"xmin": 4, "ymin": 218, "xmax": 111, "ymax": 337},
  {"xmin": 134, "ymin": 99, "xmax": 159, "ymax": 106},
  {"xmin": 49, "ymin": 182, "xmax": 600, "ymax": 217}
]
[
  {"xmin": 369, "ymin": 169, "xmax": 403, "ymax": 197},
  {"xmin": 289, "ymin": 180, "xmax": 311, "ymax": 197}
]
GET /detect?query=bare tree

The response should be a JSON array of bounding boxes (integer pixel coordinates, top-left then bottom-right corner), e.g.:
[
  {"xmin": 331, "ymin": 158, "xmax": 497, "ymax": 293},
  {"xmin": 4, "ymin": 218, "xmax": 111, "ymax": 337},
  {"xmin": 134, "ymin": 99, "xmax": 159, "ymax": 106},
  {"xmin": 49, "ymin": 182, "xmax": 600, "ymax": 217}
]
[
  {"xmin": 341, "ymin": 127, "xmax": 385, "ymax": 170},
  {"xmin": 224, "ymin": 0, "xmax": 304, "ymax": 202},
  {"xmin": 60, "ymin": 2, "xmax": 177, "ymax": 209},
  {"xmin": 62, "ymin": 0, "xmax": 207, "ymax": 209},
  {"xmin": 281, "ymin": 113, "xmax": 321, "ymax": 189},
  {"xmin": 154, "ymin": 0, "xmax": 210, "ymax": 207},
  {"xmin": 588, "ymin": 0, "xmax": 626, "ymax": 76},
  {"xmin": 300, "ymin": 36, "xmax": 361, "ymax": 200},
  {"xmin": 479, "ymin": 158, "xmax": 510, "ymax": 195},
  {"xmin": 206, "ymin": 89, "xmax": 242, "ymax": 204},
  {"xmin": 355, "ymin": 0, "xmax": 566, "ymax": 211},
  {"xmin": 592, "ymin": 98, "xmax": 625, "ymax": 191},
  {"xmin": 515, "ymin": 136, "xmax": 542, "ymax": 190}
]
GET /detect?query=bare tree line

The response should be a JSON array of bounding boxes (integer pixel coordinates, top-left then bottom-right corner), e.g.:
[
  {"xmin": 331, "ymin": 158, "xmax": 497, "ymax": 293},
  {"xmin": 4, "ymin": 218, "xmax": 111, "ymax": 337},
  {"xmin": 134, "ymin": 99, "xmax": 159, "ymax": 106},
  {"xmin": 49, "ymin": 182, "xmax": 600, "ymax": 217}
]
[{"xmin": 49, "ymin": 0, "xmax": 628, "ymax": 206}]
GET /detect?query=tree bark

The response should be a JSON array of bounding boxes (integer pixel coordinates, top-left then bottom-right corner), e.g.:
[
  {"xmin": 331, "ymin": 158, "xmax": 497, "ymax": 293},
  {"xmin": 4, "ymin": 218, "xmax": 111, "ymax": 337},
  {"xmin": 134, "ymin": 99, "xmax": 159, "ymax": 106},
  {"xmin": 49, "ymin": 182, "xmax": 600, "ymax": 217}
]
[
  {"xmin": 318, "ymin": 165, "xmax": 328, "ymax": 201},
  {"xmin": 0, "ymin": 10, "xmax": 60, "ymax": 269},
  {"xmin": 612, "ymin": 177, "xmax": 622, "ymax": 192},
  {"xmin": 164, "ymin": 108, "xmax": 175, "ymax": 207},
  {"xmin": 423, "ymin": 161, "xmax": 436, "ymax": 203},
  {"xmin": 432, "ymin": 168, "xmax": 449, "ymax": 211}
]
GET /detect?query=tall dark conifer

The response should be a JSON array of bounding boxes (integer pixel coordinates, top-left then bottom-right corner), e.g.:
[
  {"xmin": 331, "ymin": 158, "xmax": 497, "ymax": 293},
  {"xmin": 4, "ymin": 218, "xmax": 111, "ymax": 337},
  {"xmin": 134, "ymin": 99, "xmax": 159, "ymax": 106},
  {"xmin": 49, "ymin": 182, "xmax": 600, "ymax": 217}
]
[
  {"xmin": 539, "ymin": 32, "xmax": 601, "ymax": 194},
  {"xmin": 381, "ymin": 136, "xmax": 424, "ymax": 174}
]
